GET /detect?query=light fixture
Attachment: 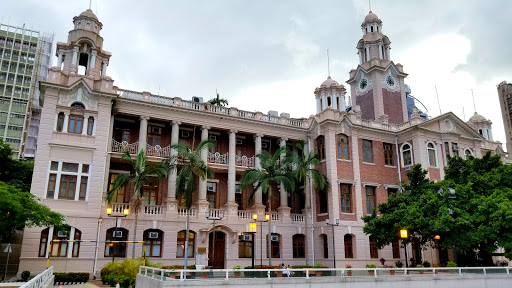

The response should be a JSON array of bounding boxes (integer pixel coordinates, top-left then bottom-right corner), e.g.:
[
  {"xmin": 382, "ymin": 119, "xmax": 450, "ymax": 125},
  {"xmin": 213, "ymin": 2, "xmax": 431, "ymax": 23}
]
[
  {"xmin": 325, "ymin": 219, "xmax": 330, "ymax": 225},
  {"xmin": 123, "ymin": 208, "xmax": 129, "ymax": 215},
  {"xmin": 106, "ymin": 208, "xmax": 112, "ymax": 215},
  {"xmin": 400, "ymin": 229, "xmax": 408, "ymax": 239},
  {"xmin": 434, "ymin": 235, "xmax": 440, "ymax": 240},
  {"xmin": 253, "ymin": 213, "xmax": 258, "ymax": 220},
  {"xmin": 265, "ymin": 214, "xmax": 270, "ymax": 221},
  {"xmin": 249, "ymin": 223, "xmax": 257, "ymax": 233}
]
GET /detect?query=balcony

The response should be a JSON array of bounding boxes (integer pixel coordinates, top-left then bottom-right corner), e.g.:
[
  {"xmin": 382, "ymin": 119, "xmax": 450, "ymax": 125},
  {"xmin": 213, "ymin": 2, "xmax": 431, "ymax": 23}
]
[
  {"xmin": 291, "ymin": 213, "xmax": 305, "ymax": 223},
  {"xmin": 146, "ymin": 144, "xmax": 171, "ymax": 158},
  {"xmin": 112, "ymin": 140, "xmax": 139, "ymax": 154},
  {"xmin": 111, "ymin": 203, "xmax": 165, "ymax": 216},
  {"xmin": 207, "ymin": 152, "xmax": 255, "ymax": 168}
]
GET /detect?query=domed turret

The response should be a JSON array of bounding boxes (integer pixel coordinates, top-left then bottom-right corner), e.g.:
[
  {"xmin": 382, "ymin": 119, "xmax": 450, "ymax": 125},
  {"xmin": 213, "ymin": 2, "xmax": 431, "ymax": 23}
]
[
  {"xmin": 362, "ymin": 11, "xmax": 382, "ymax": 26},
  {"xmin": 467, "ymin": 112, "xmax": 493, "ymax": 141},
  {"xmin": 314, "ymin": 76, "xmax": 347, "ymax": 114},
  {"xmin": 79, "ymin": 9, "xmax": 98, "ymax": 20}
]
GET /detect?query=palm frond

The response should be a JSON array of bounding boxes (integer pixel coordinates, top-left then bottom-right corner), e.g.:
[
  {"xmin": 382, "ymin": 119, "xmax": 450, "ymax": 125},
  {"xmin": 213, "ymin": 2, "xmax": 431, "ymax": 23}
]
[{"xmin": 106, "ymin": 173, "xmax": 133, "ymax": 203}]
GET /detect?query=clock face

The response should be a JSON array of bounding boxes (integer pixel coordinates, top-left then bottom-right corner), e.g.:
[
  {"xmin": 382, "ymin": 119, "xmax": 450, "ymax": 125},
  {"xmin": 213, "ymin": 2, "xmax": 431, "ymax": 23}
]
[
  {"xmin": 386, "ymin": 75, "xmax": 395, "ymax": 87},
  {"xmin": 359, "ymin": 78, "xmax": 368, "ymax": 90}
]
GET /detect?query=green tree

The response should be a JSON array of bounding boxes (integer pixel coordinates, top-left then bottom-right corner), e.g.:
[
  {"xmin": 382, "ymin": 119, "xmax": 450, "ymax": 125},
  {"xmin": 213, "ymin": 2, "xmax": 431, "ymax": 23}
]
[
  {"xmin": 169, "ymin": 139, "xmax": 215, "ymax": 269},
  {"xmin": 207, "ymin": 91, "xmax": 229, "ymax": 107},
  {"xmin": 0, "ymin": 139, "xmax": 33, "ymax": 192},
  {"xmin": 240, "ymin": 146, "xmax": 296, "ymax": 265},
  {"xmin": 0, "ymin": 181, "xmax": 64, "ymax": 242},
  {"xmin": 291, "ymin": 140, "xmax": 329, "ymax": 265},
  {"xmin": 107, "ymin": 150, "xmax": 169, "ymax": 258},
  {"xmin": 362, "ymin": 152, "xmax": 512, "ymax": 266}
]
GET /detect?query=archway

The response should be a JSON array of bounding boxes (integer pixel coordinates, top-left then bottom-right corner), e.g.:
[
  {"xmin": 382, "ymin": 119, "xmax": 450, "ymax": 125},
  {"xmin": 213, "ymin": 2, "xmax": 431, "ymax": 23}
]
[{"xmin": 208, "ymin": 231, "xmax": 225, "ymax": 269}]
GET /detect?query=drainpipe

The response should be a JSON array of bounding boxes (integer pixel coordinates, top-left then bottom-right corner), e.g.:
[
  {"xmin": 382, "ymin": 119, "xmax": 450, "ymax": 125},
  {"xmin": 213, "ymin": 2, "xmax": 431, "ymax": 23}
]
[
  {"xmin": 395, "ymin": 136, "xmax": 402, "ymax": 185},
  {"xmin": 92, "ymin": 218, "xmax": 102, "ymax": 279},
  {"xmin": 308, "ymin": 136, "xmax": 315, "ymax": 264}
]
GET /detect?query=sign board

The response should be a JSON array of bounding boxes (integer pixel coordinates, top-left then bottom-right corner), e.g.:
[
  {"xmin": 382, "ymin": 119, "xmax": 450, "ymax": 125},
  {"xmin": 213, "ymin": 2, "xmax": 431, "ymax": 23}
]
[
  {"xmin": 4, "ymin": 244, "xmax": 11, "ymax": 253},
  {"xmin": 197, "ymin": 247, "xmax": 206, "ymax": 254}
]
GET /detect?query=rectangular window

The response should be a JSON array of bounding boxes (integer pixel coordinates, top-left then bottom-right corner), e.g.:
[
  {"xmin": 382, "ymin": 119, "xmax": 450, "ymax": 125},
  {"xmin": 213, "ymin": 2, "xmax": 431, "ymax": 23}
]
[
  {"xmin": 319, "ymin": 190, "xmax": 328, "ymax": 214},
  {"xmin": 87, "ymin": 117, "xmax": 94, "ymax": 135},
  {"xmin": 62, "ymin": 162, "xmax": 78, "ymax": 172},
  {"xmin": 444, "ymin": 142, "xmax": 450, "ymax": 164},
  {"xmin": 82, "ymin": 164, "xmax": 89, "ymax": 173},
  {"xmin": 122, "ymin": 129, "xmax": 130, "ymax": 142},
  {"xmin": 207, "ymin": 182, "xmax": 216, "ymax": 209},
  {"xmin": 387, "ymin": 188, "xmax": 398, "ymax": 199},
  {"xmin": 238, "ymin": 234, "xmax": 253, "ymax": 258},
  {"xmin": 317, "ymin": 137, "xmax": 325, "ymax": 160},
  {"xmin": 362, "ymin": 140, "xmax": 373, "ymax": 163},
  {"xmin": 337, "ymin": 134, "xmax": 349, "ymax": 159},
  {"xmin": 340, "ymin": 184, "xmax": 352, "ymax": 213},
  {"xmin": 235, "ymin": 183, "xmax": 242, "ymax": 210},
  {"xmin": 59, "ymin": 175, "xmax": 77, "ymax": 200},
  {"xmin": 383, "ymin": 143, "xmax": 393, "ymax": 165},
  {"xmin": 369, "ymin": 236, "xmax": 378, "ymax": 258},
  {"xmin": 79, "ymin": 176, "xmax": 88, "ymax": 201},
  {"xmin": 68, "ymin": 115, "xmax": 83, "ymax": 134},
  {"xmin": 47, "ymin": 174, "xmax": 57, "ymax": 198},
  {"xmin": 392, "ymin": 237, "xmax": 400, "ymax": 259},
  {"xmin": 366, "ymin": 186, "xmax": 376, "ymax": 214}
]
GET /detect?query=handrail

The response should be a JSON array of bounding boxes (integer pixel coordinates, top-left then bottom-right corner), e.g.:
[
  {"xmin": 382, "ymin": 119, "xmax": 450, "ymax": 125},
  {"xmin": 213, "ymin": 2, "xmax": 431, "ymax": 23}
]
[
  {"xmin": 138, "ymin": 266, "xmax": 511, "ymax": 281},
  {"xmin": 20, "ymin": 266, "xmax": 54, "ymax": 288}
]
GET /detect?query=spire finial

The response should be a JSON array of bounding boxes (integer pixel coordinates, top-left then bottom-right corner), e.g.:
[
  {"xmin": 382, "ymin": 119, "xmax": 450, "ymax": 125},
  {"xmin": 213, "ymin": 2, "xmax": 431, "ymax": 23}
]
[
  {"xmin": 472, "ymin": 89, "xmax": 477, "ymax": 114},
  {"xmin": 327, "ymin": 49, "xmax": 331, "ymax": 77},
  {"xmin": 89, "ymin": 0, "xmax": 92, "ymax": 10},
  {"xmin": 369, "ymin": 0, "xmax": 372, "ymax": 12}
]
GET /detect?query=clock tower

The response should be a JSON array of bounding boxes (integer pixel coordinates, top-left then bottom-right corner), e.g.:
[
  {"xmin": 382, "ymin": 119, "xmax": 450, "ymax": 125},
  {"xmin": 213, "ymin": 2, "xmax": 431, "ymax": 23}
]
[{"xmin": 346, "ymin": 11, "xmax": 408, "ymax": 124}]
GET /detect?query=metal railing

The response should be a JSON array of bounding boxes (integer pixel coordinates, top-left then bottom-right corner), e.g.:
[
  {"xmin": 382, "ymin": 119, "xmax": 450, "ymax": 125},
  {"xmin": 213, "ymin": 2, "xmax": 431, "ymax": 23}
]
[
  {"xmin": 20, "ymin": 266, "xmax": 53, "ymax": 288},
  {"xmin": 138, "ymin": 266, "xmax": 512, "ymax": 282},
  {"xmin": 146, "ymin": 144, "xmax": 172, "ymax": 157},
  {"xmin": 112, "ymin": 140, "xmax": 138, "ymax": 154}
]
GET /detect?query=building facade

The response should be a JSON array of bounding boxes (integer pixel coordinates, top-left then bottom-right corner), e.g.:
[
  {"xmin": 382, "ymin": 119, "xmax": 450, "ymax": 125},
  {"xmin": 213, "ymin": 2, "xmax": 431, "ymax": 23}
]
[
  {"xmin": 0, "ymin": 22, "xmax": 53, "ymax": 158},
  {"xmin": 19, "ymin": 9, "xmax": 506, "ymax": 276},
  {"xmin": 497, "ymin": 81, "xmax": 512, "ymax": 155}
]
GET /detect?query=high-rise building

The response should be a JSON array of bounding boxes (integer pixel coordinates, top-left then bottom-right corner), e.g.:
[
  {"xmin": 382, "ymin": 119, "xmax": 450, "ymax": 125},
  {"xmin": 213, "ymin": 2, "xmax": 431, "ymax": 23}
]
[
  {"xmin": 497, "ymin": 81, "xmax": 512, "ymax": 154},
  {"xmin": 19, "ymin": 8, "xmax": 507, "ymax": 277},
  {"xmin": 0, "ymin": 22, "xmax": 53, "ymax": 158}
]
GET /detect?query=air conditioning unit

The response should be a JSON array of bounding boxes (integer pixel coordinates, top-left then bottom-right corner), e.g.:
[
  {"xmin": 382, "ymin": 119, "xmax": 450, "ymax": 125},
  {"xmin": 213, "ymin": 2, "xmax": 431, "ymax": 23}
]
[
  {"xmin": 404, "ymin": 166, "xmax": 411, "ymax": 171},
  {"xmin": 452, "ymin": 144, "xmax": 459, "ymax": 150},
  {"xmin": 149, "ymin": 232, "xmax": 159, "ymax": 239},
  {"xmin": 207, "ymin": 185, "xmax": 215, "ymax": 192},
  {"xmin": 181, "ymin": 131, "xmax": 190, "ymax": 138},
  {"xmin": 209, "ymin": 135, "xmax": 216, "ymax": 141},
  {"xmin": 150, "ymin": 127, "xmax": 162, "ymax": 134},
  {"xmin": 57, "ymin": 231, "xmax": 67, "ymax": 238},
  {"xmin": 242, "ymin": 235, "xmax": 251, "ymax": 241},
  {"xmin": 235, "ymin": 186, "xmax": 242, "ymax": 194},
  {"xmin": 236, "ymin": 139, "xmax": 243, "ymax": 145},
  {"xmin": 192, "ymin": 96, "xmax": 203, "ymax": 103},
  {"xmin": 262, "ymin": 142, "xmax": 268, "ymax": 149},
  {"xmin": 114, "ymin": 231, "xmax": 123, "ymax": 238},
  {"xmin": 271, "ymin": 235, "xmax": 278, "ymax": 242}
]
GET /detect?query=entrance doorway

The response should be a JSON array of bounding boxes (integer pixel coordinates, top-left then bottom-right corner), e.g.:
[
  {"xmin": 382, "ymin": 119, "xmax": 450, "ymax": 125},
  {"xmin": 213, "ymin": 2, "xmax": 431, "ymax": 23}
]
[{"xmin": 208, "ymin": 231, "xmax": 225, "ymax": 269}]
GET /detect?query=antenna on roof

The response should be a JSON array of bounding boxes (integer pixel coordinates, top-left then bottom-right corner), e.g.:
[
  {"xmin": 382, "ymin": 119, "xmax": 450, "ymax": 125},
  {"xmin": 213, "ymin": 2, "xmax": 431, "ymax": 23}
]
[
  {"xmin": 327, "ymin": 49, "xmax": 331, "ymax": 77},
  {"xmin": 89, "ymin": 0, "xmax": 92, "ymax": 10},
  {"xmin": 435, "ymin": 85, "xmax": 442, "ymax": 115},
  {"xmin": 369, "ymin": 0, "xmax": 372, "ymax": 12},
  {"xmin": 462, "ymin": 106, "xmax": 466, "ymax": 121},
  {"xmin": 472, "ymin": 89, "xmax": 477, "ymax": 114}
]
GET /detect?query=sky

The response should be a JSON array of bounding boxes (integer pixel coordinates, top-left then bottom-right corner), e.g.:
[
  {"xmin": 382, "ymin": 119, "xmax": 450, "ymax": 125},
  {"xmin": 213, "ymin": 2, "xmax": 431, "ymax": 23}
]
[{"xmin": 3, "ymin": 0, "xmax": 512, "ymax": 148}]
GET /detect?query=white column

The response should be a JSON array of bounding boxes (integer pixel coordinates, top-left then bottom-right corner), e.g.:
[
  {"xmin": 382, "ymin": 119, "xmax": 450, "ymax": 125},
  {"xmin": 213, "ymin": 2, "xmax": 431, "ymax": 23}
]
[
  {"xmin": 138, "ymin": 116, "xmax": 149, "ymax": 152},
  {"xmin": 332, "ymin": 94, "xmax": 338, "ymax": 110},
  {"xmin": 325, "ymin": 130, "xmax": 340, "ymax": 218},
  {"xmin": 386, "ymin": 47, "xmax": 390, "ymax": 60},
  {"xmin": 89, "ymin": 51, "xmax": 97, "ymax": 69},
  {"xmin": 227, "ymin": 130, "xmax": 237, "ymax": 203},
  {"xmin": 102, "ymin": 61, "xmax": 108, "ymax": 76},
  {"xmin": 198, "ymin": 126, "xmax": 209, "ymax": 201},
  {"xmin": 316, "ymin": 98, "xmax": 321, "ymax": 114},
  {"xmin": 57, "ymin": 52, "xmax": 63, "ymax": 67},
  {"xmin": 81, "ymin": 115, "xmax": 88, "ymax": 135},
  {"xmin": 254, "ymin": 134, "xmax": 263, "ymax": 205},
  {"xmin": 378, "ymin": 44, "xmax": 383, "ymax": 59},
  {"xmin": 279, "ymin": 138, "xmax": 288, "ymax": 208},
  {"xmin": 63, "ymin": 112, "xmax": 70, "ymax": 133},
  {"xmin": 365, "ymin": 46, "xmax": 370, "ymax": 61},
  {"xmin": 358, "ymin": 51, "xmax": 363, "ymax": 64},
  {"xmin": 67, "ymin": 227, "xmax": 75, "ymax": 258},
  {"xmin": 168, "ymin": 121, "xmax": 180, "ymax": 200},
  {"xmin": 488, "ymin": 127, "xmax": 493, "ymax": 141},
  {"xmin": 92, "ymin": 116, "xmax": 97, "ymax": 136},
  {"xmin": 340, "ymin": 95, "xmax": 346, "ymax": 111},
  {"xmin": 71, "ymin": 47, "xmax": 79, "ymax": 65},
  {"xmin": 322, "ymin": 93, "xmax": 327, "ymax": 110}
]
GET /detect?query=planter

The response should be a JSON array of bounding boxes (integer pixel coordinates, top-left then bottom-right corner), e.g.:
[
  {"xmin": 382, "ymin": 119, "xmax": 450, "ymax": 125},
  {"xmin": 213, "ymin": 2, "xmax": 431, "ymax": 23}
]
[
  {"xmin": 276, "ymin": 272, "xmax": 282, "ymax": 277},
  {"xmin": 390, "ymin": 271, "xmax": 395, "ymax": 275},
  {"xmin": 347, "ymin": 271, "xmax": 352, "ymax": 276},
  {"xmin": 202, "ymin": 273, "xmax": 209, "ymax": 279},
  {"xmin": 419, "ymin": 271, "xmax": 424, "ymax": 274},
  {"xmin": 234, "ymin": 274, "xmax": 241, "ymax": 278},
  {"xmin": 368, "ymin": 271, "xmax": 374, "ymax": 276},
  {"xmin": 315, "ymin": 272, "xmax": 322, "ymax": 277}
]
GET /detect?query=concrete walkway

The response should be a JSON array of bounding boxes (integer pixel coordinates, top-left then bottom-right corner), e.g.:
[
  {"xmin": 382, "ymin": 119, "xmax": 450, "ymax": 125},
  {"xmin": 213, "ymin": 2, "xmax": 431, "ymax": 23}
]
[{"xmin": 52, "ymin": 283, "xmax": 101, "ymax": 288}]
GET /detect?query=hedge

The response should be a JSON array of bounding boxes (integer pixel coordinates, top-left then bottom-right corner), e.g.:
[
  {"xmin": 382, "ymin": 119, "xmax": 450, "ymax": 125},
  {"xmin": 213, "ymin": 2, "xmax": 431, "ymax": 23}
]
[{"xmin": 54, "ymin": 272, "xmax": 90, "ymax": 283}]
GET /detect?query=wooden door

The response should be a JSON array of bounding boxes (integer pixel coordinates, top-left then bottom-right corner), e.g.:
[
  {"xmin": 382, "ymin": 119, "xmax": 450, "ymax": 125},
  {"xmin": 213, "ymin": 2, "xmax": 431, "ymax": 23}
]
[{"xmin": 208, "ymin": 231, "xmax": 225, "ymax": 269}]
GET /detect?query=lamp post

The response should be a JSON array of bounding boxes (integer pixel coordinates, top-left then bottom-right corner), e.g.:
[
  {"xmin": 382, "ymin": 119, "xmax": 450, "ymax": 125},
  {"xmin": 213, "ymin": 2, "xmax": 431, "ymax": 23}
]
[
  {"xmin": 253, "ymin": 213, "xmax": 269, "ymax": 266},
  {"xmin": 438, "ymin": 187, "xmax": 458, "ymax": 266},
  {"xmin": 400, "ymin": 229, "xmax": 408, "ymax": 269},
  {"xmin": 325, "ymin": 219, "xmax": 339, "ymax": 268},
  {"xmin": 249, "ymin": 222, "xmax": 257, "ymax": 269},
  {"xmin": 106, "ymin": 207, "xmax": 129, "ymax": 262},
  {"xmin": 205, "ymin": 210, "xmax": 224, "ymax": 269}
]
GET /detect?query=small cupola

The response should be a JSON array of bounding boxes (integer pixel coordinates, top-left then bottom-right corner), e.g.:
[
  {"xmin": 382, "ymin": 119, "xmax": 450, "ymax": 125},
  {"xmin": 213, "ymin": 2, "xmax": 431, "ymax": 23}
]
[
  {"xmin": 467, "ymin": 112, "xmax": 494, "ymax": 141},
  {"xmin": 314, "ymin": 76, "xmax": 347, "ymax": 114},
  {"xmin": 361, "ymin": 11, "xmax": 383, "ymax": 35}
]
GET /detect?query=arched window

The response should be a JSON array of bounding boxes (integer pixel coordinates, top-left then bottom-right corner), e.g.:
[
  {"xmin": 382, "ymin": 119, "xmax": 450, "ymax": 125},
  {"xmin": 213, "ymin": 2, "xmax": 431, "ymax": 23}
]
[
  {"xmin": 427, "ymin": 142, "xmax": 437, "ymax": 167},
  {"xmin": 105, "ymin": 227, "xmax": 128, "ymax": 258},
  {"xmin": 344, "ymin": 234, "xmax": 353, "ymax": 258},
  {"xmin": 292, "ymin": 234, "xmax": 305, "ymax": 258},
  {"xmin": 362, "ymin": 139, "xmax": 373, "ymax": 163},
  {"xmin": 56, "ymin": 112, "xmax": 65, "ymax": 132},
  {"xmin": 87, "ymin": 117, "xmax": 94, "ymax": 135},
  {"xmin": 38, "ymin": 227, "xmax": 81, "ymax": 258},
  {"xmin": 371, "ymin": 26, "xmax": 374, "ymax": 32},
  {"xmin": 321, "ymin": 234, "xmax": 328, "ymax": 258},
  {"xmin": 369, "ymin": 236, "xmax": 378, "ymax": 258},
  {"xmin": 317, "ymin": 136, "xmax": 325, "ymax": 160},
  {"xmin": 337, "ymin": 134, "xmax": 349, "ymax": 159},
  {"xmin": 400, "ymin": 142, "xmax": 413, "ymax": 167},
  {"xmin": 177, "ymin": 230, "xmax": 195, "ymax": 258},
  {"xmin": 266, "ymin": 233, "xmax": 281, "ymax": 258},
  {"xmin": 71, "ymin": 102, "xmax": 85, "ymax": 110},
  {"xmin": 143, "ymin": 229, "xmax": 163, "ymax": 257},
  {"xmin": 464, "ymin": 149, "xmax": 472, "ymax": 160}
]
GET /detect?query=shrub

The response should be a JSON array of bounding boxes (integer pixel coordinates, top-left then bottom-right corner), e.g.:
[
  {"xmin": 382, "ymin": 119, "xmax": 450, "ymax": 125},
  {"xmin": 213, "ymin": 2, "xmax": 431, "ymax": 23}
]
[
  {"xmin": 53, "ymin": 272, "xmax": 90, "ymax": 283},
  {"xmin": 422, "ymin": 261, "xmax": 431, "ymax": 267},
  {"xmin": 365, "ymin": 264, "xmax": 377, "ymax": 269},
  {"xmin": 446, "ymin": 261, "xmax": 457, "ymax": 267},
  {"xmin": 395, "ymin": 261, "xmax": 403, "ymax": 268},
  {"xmin": 21, "ymin": 271, "xmax": 30, "ymax": 281}
]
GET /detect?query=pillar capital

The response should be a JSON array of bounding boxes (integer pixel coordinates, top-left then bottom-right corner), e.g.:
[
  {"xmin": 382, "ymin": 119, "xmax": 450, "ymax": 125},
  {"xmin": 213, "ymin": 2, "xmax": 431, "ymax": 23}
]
[
  {"xmin": 172, "ymin": 120, "xmax": 181, "ymax": 126},
  {"xmin": 254, "ymin": 133, "xmax": 264, "ymax": 139},
  {"xmin": 140, "ymin": 116, "xmax": 150, "ymax": 121},
  {"xmin": 202, "ymin": 125, "xmax": 211, "ymax": 130},
  {"xmin": 280, "ymin": 137, "xmax": 288, "ymax": 143},
  {"xmin": 229, "ymin": 129, "xmax": 238, "ymax": 134}
]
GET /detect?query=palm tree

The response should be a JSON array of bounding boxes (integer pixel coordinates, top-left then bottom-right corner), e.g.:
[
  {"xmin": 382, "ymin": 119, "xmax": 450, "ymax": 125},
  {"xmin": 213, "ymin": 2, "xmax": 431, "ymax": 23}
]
[
  {"xmin": 291, "ymin": 140, "xmax": 330, "ymax": 265},
  {"xmin": 240, "ymin": 146, "xmax": 295, "ymax": 266},
  {"xmin": 106, "ymin": 150, "xmax": 169, "ymax": 258},
  {"xmin": 207, "ymin": 90, "xmax": 229, "ymax": 107},
  {"xmin": 169, "ymin": 139, "xmax": 215, "ymax": 269}
]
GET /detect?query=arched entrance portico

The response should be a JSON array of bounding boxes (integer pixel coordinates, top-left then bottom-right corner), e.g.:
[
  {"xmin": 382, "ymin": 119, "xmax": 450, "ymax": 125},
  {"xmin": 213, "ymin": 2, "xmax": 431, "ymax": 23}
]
[{"xmin": 208, "ymin": 231, "xmax": 225, "ymax": 269}]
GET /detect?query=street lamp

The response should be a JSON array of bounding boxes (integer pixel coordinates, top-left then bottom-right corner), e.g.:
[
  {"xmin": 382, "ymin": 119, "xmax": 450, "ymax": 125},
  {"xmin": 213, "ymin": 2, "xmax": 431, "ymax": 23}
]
[
  {"xmin": 205, "ymin": 211, "xmax": 224, "ymax": 269},
  {"xmin": 249, "ymin": 222, "xmax": 257, "ymax": 269},
  {"xmin": 438, "ymin": 187, "xmax": 458, "ymax": 266},
  {"xmin": 325, "ymin": 219, "xmax": 339, "ymax": 268},
  {"xmin": 400, "ymin": 229, "xmax": 409, "ymax": 269},
  {"xmin": 253, "ymin": 213, "xmax": 269, "ymax": 266},
  {"xmin": 106, "ymin": 207, "xmax": 129, "ymax": 262}
]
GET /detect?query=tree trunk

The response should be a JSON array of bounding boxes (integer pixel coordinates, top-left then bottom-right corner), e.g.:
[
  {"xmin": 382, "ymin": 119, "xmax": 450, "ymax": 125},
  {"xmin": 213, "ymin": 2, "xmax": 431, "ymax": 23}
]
[
  {"xmin": 268, "ymin": 186, "xmax": 272, "ymax": 266},
  {"xmin": 131, "ymin": 212, "xmax": 138, "ymax": 259},
  {"xmin": 184, "ymin": 210, "xmax": 190, "ymax": 270}
]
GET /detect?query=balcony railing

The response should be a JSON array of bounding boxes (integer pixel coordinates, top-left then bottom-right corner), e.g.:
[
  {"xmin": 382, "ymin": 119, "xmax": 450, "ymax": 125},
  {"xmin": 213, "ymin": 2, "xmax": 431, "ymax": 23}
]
[
  {"xmin": 178, "ymin": 207, "xmax": 197, "ymax": 217},
  {"xmin": 207, "ymin": 208, "xmax": 226, "ymax": 218},
  {"xmin": 207, "ymin": 152, "xmax": 255, "ymax": 168},
  {"xmin": 271, "ymin": 212, "xmax": 279, "ymax": 221},
  {"xmin": 291, "ymin": 213, "xmax": 304, "ymax": 223},
  {"xmin": 236, "ymin": 155, "xmax": 255, "ymax": 168},
  {"xmin": 238, "ymin": 210, "xmax": 253, "ymax": 220},
  {"xmin": 111, "ymin": 203, "xmax": 129, "ymax": 214},
  {"xmin": 144, "ymin": 205, "xmax": 165, "ymax": 215},
  {"xmin": 112, "ymin": 140, "xmax": 139, "ymax": 154},
  {"xmin": 208, "ymin": 152, "xmax": 228, "ymax": 164},
  {"xmin": 146, "ymin": 144, "xmax": 172, "ymax": 158}
]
